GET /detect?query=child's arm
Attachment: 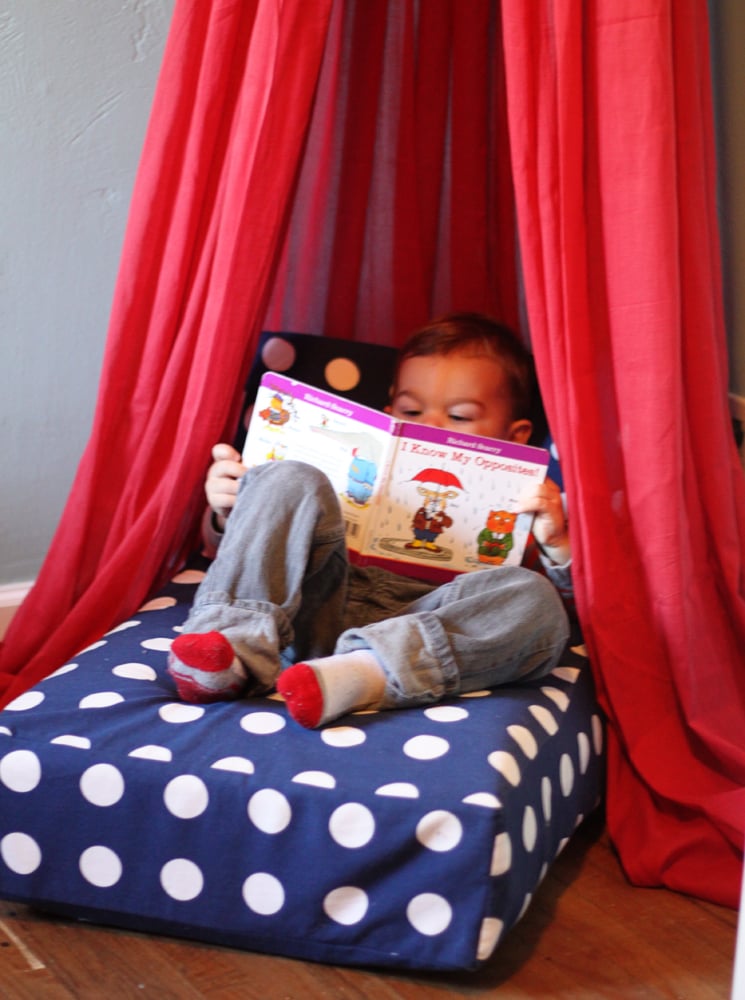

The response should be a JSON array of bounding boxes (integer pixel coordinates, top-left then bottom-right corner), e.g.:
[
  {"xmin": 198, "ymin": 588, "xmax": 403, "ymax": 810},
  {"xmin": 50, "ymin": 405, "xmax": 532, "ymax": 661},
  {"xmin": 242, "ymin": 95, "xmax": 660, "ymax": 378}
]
[
  {"xmin": 205, "ymin": 443, "xmax": 247, "ymax": 531},
  {"xmin": 515, "ymin": 478, "xmax": 571, "ymax": 566}
]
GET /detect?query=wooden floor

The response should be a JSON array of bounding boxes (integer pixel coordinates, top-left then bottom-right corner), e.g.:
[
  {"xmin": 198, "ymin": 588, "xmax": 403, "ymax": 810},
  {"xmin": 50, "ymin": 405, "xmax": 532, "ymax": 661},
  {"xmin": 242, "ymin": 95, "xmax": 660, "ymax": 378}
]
[{"xmin": 0, "ymin": 812, "xmax": 737, "ymax": 999}]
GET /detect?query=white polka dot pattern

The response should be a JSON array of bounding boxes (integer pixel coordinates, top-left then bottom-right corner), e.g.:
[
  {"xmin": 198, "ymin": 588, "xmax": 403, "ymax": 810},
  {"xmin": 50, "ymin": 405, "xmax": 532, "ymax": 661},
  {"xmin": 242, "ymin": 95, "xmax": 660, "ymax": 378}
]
[
  {"xmin": 164, "ymin": 775, "xmax": 210, "ymax": 819},
  {"xmin": 4, "ymin": 691, "xmax": 44, "ymax": 712},
  {"xmin": 79, "ymin": 845, "xmax": 122, "ymax": 888},
  {"xmin": 329, "ymin": 802, "xmax": 376, "ymax": 848},
  {"xmin": 416, "ymin": 810, "xmax": 463, "ymax": 852},
  {"xmin": 321, "ymin": 726, "xmax": 366, "ymax": 748},
  {"xmin": 80, "ymin": 764, "xmax": 125, "ymax": 807},
  {"xmin": 161, "ymin": 858, "xmax": 204, "ymax": 901},
  {"xmin": 240, "ymin": 712, "xmax": 286, "ymax": 735},
  {"xmin": 248, "ymin": 789, "xmax": 292, "ymax": 834},
  {"xmin": 0, "ymin": 579, "xmax": 603, "ymax": 973},
  {"xmin": 407, "ymin": 893, "xmax": 453, "ymax": 936},
  {"xmin": 242, "ymin": 872, "xmax": 285, "ymax": 915},
  {"xmin": 2, "ymin": 832, "xmax": 42, "ymax": 875},
  {"xmin": 0, "ymin": 750, "xmax": 41, "ymax": 793},
  {"xmin": 324, "ymin": 885, "xmax": 369, "ymax": 925}
]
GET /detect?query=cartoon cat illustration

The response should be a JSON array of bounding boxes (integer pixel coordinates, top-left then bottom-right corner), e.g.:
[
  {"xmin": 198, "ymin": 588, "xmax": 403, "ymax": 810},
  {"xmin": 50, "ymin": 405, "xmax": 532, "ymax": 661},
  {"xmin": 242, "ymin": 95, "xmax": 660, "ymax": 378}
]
[{"xmin": 477, "ymin": 509, "xmax": 517, "ymax": 564}]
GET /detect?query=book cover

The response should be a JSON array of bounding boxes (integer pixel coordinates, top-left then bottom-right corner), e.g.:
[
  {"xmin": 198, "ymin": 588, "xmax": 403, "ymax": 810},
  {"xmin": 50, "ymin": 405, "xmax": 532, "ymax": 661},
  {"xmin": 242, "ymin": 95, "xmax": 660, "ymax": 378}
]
[{"xmin": 243, "ymin": 372, "xmax": 549, "ymax": 582}]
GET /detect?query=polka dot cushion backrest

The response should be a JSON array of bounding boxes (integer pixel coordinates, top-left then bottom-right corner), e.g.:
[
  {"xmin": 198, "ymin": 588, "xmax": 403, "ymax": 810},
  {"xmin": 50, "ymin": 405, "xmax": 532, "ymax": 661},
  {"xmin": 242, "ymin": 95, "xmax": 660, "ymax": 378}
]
[{"xmin": 234, "ymin": 333, "xmax": 399, "ymax": 452}]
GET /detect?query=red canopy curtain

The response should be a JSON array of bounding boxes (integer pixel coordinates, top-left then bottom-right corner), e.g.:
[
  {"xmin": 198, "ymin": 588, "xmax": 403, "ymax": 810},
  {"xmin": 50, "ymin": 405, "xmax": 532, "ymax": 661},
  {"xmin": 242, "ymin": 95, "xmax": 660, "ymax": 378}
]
[
  {"xmin": 0, "ymin": 2, "xmax": 519, "ymax": 703},
  {"xmin": 503, "ymin": 0, "xmax": 745, "ymax": 906},
  {"xmin": 0, "ymin": 0, "xmax": 335, "ymax": 706}
]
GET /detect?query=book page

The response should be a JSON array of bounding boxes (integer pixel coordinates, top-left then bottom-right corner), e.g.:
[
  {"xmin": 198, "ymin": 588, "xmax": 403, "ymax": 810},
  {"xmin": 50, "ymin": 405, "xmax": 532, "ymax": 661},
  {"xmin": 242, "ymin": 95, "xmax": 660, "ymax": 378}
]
[
  {"xmin": 242, "ymin": 373, "xmax": 397, "ymax": 553},
  {"xmin": 366, "ymin": 423, "xmax": 548, "ymax": 577}
]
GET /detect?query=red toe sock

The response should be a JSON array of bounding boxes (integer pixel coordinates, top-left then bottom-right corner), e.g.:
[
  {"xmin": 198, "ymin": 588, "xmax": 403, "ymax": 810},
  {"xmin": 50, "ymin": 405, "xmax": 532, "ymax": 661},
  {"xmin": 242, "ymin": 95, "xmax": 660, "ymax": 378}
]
[
  {"xmin": 276, "ymin": 663, "xmax": 324, "ymax": 728},
  {"xmin": 171, "ymin": 631, "xmax": 235, "ymax": 672}
]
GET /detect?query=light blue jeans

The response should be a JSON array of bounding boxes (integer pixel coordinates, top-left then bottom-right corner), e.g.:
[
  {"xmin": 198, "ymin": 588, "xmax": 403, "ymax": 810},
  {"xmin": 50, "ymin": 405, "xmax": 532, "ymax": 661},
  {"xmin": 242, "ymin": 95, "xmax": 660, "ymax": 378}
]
[{"xmin": 183, "ymin": 461, "xmax": 570, "ymax": 708}]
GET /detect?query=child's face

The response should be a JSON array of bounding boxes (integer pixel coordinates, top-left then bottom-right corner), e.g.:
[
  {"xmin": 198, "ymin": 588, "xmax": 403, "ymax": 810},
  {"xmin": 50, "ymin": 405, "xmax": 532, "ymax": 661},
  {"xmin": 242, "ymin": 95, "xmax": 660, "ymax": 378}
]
[{"xmin": 390, "ymin": 350, "xmax": 533, "ymax": 443}]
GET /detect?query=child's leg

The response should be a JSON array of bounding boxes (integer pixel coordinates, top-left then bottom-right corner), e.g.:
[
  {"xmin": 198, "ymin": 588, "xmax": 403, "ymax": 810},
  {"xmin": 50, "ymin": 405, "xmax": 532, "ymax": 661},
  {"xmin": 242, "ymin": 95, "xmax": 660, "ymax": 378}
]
[
  {"xmin": 278, "ymin": 567, "xmax": 568, "ymax": 726},
  {"xmin": 168, "ymin": 461, "xmax": 348, "ymax": 702}
]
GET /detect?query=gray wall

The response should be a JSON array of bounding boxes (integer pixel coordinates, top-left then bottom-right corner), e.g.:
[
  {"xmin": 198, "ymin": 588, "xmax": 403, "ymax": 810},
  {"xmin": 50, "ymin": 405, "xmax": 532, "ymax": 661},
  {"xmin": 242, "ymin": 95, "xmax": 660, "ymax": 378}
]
[
  {"xmin": 0, "ymin": 1, "xmax": 173, "ymax": 586},
  {"xmin": 710, "ymin": 1, "xmax": 745, "ymax": 402}
]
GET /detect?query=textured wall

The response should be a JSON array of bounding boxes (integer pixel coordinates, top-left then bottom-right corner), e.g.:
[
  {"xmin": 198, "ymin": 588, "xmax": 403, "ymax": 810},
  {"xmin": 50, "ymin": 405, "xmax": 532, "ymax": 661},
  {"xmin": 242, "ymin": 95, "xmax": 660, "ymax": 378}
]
[
  {"xmin": 710, "ymin": 2, "xmax": 745, "ymax": 401},
  {"xmin": 0, "ymin": 1, "xmax": 173, "ymax": 585}
]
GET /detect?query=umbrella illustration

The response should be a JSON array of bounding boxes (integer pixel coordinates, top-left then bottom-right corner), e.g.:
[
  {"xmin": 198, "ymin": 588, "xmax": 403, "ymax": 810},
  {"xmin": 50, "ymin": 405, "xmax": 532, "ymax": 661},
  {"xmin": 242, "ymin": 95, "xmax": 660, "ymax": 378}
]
[
  {"xmin": 411, "ymin": 467, "xmax": 464, "ymax": 489},
  {"xmin": 411, "ymin": 467, "xmax": 464, "ymax": 502}
]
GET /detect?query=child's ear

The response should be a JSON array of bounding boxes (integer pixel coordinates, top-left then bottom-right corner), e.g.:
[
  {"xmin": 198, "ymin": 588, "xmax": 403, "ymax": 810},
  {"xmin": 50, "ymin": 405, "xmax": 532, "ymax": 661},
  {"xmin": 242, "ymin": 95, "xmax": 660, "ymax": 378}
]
[
  {"xmin": 384, "ymin": 384, "xmax": 395, "ymax": 414},
  {"xmin": 508, "ymin": 419, "xmax": 533, "ymax": 444}
]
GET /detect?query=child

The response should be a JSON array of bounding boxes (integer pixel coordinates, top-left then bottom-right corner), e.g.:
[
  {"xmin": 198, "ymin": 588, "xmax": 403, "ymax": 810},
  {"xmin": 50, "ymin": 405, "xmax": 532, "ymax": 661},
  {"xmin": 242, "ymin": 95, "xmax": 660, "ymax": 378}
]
[{"xmin": 167, "ymin": 313, "xmax": 572, "ymax": 727}]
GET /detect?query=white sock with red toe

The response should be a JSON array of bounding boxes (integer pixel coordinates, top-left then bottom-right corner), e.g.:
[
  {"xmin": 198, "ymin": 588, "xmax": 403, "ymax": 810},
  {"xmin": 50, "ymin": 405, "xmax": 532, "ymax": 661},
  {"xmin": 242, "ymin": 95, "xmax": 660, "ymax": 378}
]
[
  {"xmin": 167, "ymin": 631, "xmax": 248, "ymax": 703},
  {"xmin": 276, "ymin": 649, "xmax": 386, "ymax": 728}
]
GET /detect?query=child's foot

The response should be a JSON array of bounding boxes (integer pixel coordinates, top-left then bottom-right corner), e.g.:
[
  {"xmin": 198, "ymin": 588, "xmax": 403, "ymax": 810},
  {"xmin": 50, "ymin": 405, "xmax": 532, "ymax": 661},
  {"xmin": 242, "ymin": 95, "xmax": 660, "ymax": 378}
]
[
  {"xmin": 276, "ymin": 649, "xmax": 386, "ymax": 728},
  {"xmin": 167, "ymin": 631, "xmax": 248, "ymax": 703}
]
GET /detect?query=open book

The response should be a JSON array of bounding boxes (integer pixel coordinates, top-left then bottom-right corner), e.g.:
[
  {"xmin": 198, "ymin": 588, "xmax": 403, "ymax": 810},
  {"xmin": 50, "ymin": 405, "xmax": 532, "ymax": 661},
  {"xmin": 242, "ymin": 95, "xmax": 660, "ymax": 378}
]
[{"xmin": 243, "ymin": 372, "xmax": 549, "ymax": 583}]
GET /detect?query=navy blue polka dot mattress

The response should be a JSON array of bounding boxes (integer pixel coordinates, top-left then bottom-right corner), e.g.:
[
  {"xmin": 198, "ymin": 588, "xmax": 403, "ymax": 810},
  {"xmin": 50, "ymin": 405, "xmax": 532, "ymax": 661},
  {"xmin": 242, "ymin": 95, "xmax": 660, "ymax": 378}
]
[{"xmin": 0, "ymin": 565, "xmax": 603, "ymax": 972}]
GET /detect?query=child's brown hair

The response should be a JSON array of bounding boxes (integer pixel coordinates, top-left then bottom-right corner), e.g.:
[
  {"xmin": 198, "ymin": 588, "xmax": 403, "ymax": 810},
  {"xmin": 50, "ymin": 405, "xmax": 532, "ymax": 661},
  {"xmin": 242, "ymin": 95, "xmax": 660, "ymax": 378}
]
[{"xmin": 396, "ymin": 312, "xmax": 547, "ymax": 443}]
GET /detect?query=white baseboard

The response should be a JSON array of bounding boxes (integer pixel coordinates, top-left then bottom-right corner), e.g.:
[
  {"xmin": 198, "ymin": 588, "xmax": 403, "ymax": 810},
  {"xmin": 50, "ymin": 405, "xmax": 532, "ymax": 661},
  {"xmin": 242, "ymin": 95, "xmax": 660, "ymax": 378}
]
[
  {"xmin": 734, "ymin": 861, "xmax": 745, "ymax": 999},
  {"xmin": 0, "ymin": 581, "xmax": 34, "ymax": 641},
  {"xmin": 0, "ymin": 581, "xmax": 34, "ymax": 609},
  {"xmin": 730, "ymin": 392, "xmax": 745, "ymax": 423}
]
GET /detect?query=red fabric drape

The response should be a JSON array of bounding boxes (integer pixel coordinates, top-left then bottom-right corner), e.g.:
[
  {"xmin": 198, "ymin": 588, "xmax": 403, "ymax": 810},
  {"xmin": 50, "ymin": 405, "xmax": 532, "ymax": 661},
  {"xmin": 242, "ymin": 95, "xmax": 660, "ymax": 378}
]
[
  {"xmin": 0, "ymin": 0, "xmax": 335, "ymax": 705},
  {"xmin": 0, "ymin": 1, "xmax": 518, "ymax": 699},
  {"xmin": 264, "ymin": 0, "xmax": 518, "ymax": 343},
  {"xmin": 503, "ymin": 0, "xmax": 745, "ymax": 907}
]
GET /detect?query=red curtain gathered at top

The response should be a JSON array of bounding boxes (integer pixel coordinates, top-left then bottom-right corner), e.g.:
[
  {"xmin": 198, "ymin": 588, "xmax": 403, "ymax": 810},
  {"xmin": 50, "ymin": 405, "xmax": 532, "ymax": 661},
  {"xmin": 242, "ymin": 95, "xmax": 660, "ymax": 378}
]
[
  {"xmin": 503, "ymin": 0, "xmax": 745, "ymax": 907},
  {"xmin": 263, "ymin": 0, "xmax": 519, "ymax": 344},
  {"xmin": 2, "ymin": 0, "xmax": 743, "ymax": 909},
  {"xmin": 0, "ymin": 0, "xmax": 336, "ymax": 706},
  {"xmin": 0, "ymin": 1, "xmax": 519, "ymax": 700}
]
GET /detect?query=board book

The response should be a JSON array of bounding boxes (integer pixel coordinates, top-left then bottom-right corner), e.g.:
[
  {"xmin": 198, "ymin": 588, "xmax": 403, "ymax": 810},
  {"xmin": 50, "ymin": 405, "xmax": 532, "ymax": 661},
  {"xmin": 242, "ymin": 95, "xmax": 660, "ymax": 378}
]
[{"xmin": 243, "ymin": 372, "xmax": 549, "ymax": 582}]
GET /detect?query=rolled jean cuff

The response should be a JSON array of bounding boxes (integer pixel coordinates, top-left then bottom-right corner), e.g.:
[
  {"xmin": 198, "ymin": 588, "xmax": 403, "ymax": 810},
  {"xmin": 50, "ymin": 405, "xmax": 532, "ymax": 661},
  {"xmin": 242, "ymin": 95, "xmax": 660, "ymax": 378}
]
[
  {"xmin": 183, "ymin": 592, "xmax": 292, "ymax": 690},
  {"xmin": 336, "ymin": 610, "xmax": 458, "ymax": 709}
]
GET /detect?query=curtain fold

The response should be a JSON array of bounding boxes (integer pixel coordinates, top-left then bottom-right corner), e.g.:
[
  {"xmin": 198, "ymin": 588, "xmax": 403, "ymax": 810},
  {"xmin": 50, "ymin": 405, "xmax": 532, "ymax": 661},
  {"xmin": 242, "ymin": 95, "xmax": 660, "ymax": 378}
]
[
  {"xmin": 264, "ymin": 1, "xmax": 519, "ymax": 343},
  {"xmin": 0, "ymin": 0, "xmax": 335, "ymax": 707},
  {"xmin": 502, "ymin": 0, "xmax": 745, "ymax": 907}
]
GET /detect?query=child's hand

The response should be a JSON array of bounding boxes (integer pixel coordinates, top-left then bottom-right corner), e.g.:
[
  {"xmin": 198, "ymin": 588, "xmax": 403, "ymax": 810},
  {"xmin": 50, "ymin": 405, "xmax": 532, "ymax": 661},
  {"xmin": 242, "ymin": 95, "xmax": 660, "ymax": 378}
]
[
  {"xmin": 205, "ymin": 443, "xmax": 247, "ymax": 528},
  {"xmin": 515, "ymin": 478, "xmax": 571, "ymax": 566}
]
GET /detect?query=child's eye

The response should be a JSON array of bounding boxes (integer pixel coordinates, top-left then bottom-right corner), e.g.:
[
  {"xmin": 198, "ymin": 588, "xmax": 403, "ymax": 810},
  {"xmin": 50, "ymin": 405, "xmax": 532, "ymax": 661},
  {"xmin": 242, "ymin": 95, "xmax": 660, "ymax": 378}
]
[{"xmin": 448, "ymin": 412, "xmax": 473, "ymax": 423}]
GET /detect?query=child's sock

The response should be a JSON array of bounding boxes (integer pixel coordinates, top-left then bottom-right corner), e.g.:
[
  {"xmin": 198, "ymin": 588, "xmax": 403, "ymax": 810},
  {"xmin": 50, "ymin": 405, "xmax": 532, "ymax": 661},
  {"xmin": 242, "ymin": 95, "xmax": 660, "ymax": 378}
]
[
  {"xmin": 276, "ymin": 649, "xmax": 386, "ymax": 728},
  {"xmin": 167, "ymin": 631, "xmax": 248, "ymax": 703}
]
